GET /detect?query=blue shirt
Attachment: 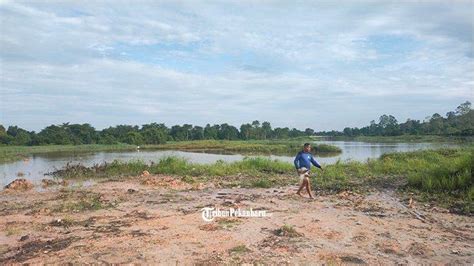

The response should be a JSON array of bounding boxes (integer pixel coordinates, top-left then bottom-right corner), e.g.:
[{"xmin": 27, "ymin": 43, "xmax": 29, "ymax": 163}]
[{"xmin": 294, "ymin": 151, "xmax": 321, "ymax": 170}]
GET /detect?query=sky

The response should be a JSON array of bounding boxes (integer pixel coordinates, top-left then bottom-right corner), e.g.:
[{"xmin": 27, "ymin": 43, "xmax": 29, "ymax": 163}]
[{"xmin": 0, "ymin": 0, "xmax": 473, "ymax": 132}]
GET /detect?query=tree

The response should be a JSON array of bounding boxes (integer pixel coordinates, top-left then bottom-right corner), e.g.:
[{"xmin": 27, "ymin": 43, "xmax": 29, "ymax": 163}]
[
  {"xmin": 218, "ymin": 123, "xmax": 239, "ymax": 140},
  {"xmin": 343, "ymin": 127, "xmax": 353, "ymax": 136},
  {"xmin": 68, "ymin": 123, "xmax": 98, "ymax": 144},
  {"xmin": 368, "ymin": 120, "xmax": 379, "ymax": 135},
  {"xmin": 170, "ymin": 124, "xmax": 192, "ymax": 141},
  {"xmin": 251, "ymin": 120, "xmax": 261, "ymax": 139},
  {"xmin": 289, "ymin": 128, "xmax": 302, "ymax": 138},
  {"xmin": 6, "ymin": 126, "xmax": 32, "ymax": 145},
  {"xmin": 378, "ymin": 115, "xmax": 399, "ymax": 136},
  {"xmin": 100, "ymin": 125, "xmax": 139, "ymax": 143},
  {"xmin": 446, "ymin": 111, "xmax": 456, "ymax": 120},
  {"xmin": 261, "ymin": 121, "xmax": 272, "ymax": 139},
  {"xmin": 203, "ymin": 124, "xmax": 218, "ymax": 139},
  {"xmin": 142, "ymin": 128, "xmax": 167, "ymax": 144},
  {"xmin": 304, "ymin": 128, "xmax": 314, "ymax": 136},
  {"xmin": 125, "ymin": 131, "xmax": 144, "ymax": 145},
  {"xmin": 190, "ymin": 126, "xmax": 204, "ymax": 140},
  {"xmin": 38, "ymin": 124, "xmax": 72, "ymax": 145},
  {"xmin": 141, "ymin": 123, "xmax": 168, "ymax": 132},
  {"xmin": 457, "ymin": 108, "xmax": 474, "ymax": 136},
  {"xmin": 400, "ymin": 119, "xmax": 422, "ymax": 135},
  {"xmin": 455, "ymin": 101, "xmax": 472, "ymax": 116},
  {"xmin": 429, "ymin": 113, "xmax": 444, "ymax": 135},
  {"xmin": 0, "ymin": 125, "xmax": 11, "ymax": 145},
  {"xmin": 99, "ymin": 134, "xmax": 118, "ymax": 145},
  {"xmin": 182, "ymin": 124, "xmax": 193, "ymax": 140},
  {"xmin": 274, "ymin": 127, "xmax": 289, "ymax": 139},
  {"xmin": 170, "ymin": 125, "xmax": 183, "ymax": 141},
  {"xmin": 240, "ymin": 123, "xmax": 252, "ymax": 140}
]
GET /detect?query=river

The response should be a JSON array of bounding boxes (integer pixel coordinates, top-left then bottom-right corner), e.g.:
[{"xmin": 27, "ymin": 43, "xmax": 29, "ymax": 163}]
[{"xmin": 0, "ymin": 141, "xmax": 458, "ymax": 187}]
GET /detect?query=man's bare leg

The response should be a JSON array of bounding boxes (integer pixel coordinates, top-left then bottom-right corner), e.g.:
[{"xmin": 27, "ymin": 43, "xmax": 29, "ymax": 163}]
[
  {"xmin": 296, "ymin": 179, "xmax": 306, "ymax": 197},
  {"xmin": 305, "ymin": 178, "xmax": 314, "ymax": 199}
]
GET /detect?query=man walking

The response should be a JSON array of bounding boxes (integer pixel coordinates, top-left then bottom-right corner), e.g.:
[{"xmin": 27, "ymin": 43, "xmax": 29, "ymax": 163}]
[{"xmin": 294, "ymin": 143, "xmax": 323, "ymax": 199}]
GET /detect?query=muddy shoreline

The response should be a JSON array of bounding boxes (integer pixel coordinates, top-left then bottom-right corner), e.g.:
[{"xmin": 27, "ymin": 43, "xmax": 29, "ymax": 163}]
[{"xmin": 1, "ymin": 175, "xmax": 473, "ymax": 264}]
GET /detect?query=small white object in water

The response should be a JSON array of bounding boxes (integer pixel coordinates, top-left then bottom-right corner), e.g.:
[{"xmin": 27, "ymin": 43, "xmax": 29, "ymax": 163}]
[{"xmin": 136, "ymin": 146, "xmax": 140, "ymax": 149}]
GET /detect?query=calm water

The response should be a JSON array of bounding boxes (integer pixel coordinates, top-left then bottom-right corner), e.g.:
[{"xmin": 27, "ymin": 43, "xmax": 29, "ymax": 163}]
[{"xmin": 1, "ymin": 141, "xmax": 458, "ymax": 187}]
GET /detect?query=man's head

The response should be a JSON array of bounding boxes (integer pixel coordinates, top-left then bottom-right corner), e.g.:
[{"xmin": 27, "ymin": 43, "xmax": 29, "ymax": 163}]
[{"xmin": 303, "ymin": 143, "xmax": 311, "ymax": 152}]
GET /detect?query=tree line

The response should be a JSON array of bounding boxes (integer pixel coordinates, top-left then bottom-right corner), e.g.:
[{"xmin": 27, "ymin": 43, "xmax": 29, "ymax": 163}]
[
  {"xmin": 0, "ymin": 120, "xmax": 314, "ymax": 146},
  {"xmin": 0, "ymin": 101, "xmax": 472, "ymax": 146},
  {"xmin": 317, "ymin": 101, "xmax": 473, "ymax": 137}
]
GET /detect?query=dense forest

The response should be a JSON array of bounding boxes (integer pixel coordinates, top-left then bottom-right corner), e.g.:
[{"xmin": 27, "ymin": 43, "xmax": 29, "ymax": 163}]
[
  {"xmin": 320, "ymin": 101, "xmax": 473, "ymax": 137},
  {"xmin": 0, "ymin": 101, "xmax": 472, "ymax": 146}
]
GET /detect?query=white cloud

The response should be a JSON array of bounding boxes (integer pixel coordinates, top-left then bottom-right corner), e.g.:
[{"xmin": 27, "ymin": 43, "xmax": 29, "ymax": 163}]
[{"xmin": 0, "ymin": 1, "xmax": 473, "ymax": 131}]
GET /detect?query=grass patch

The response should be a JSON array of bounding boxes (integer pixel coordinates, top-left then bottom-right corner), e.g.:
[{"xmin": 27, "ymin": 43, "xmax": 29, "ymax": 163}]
[
  {"xmin": 53, "ymin": 189, "xmax": 116, "ymax": 212},
  {"xmin": 228, "ymin": 244, "xmax": 251, "ymax": 254},
  {"xmin": 216, "ymin": 218, "xmax": 242, "ymax": 229},
  {"xmin": 249, "ymin": 178, "xmax": 273, "ymax": 188},
  {"xmin": 274, "ymin": 224, "xmax": 303, "ymax": 237},
  {"xmin": 50, "ymin": 215, "xmax": 76, "ymax": 228},
  {"xmin": 313, "ymin": 148, "xmax": 473, "ymax": 192},
  {"xmin": 5, "ymin": 223, "xmax": 23, "ymax": 236}
]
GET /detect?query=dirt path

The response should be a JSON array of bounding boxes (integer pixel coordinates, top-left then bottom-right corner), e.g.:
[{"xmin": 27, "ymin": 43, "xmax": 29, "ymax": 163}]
[{"xmin": 0, "ymin": 175, "xmax": 473, "ymax": 264}]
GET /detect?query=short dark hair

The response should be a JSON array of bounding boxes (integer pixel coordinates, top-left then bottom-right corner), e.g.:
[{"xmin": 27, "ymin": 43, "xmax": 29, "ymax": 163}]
[{"xmin": 303, "ymin": 143, "xmax": 311, "ymax": 148}]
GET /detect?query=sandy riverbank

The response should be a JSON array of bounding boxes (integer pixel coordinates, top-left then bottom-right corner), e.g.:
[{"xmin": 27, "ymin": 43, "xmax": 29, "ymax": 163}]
[{"xmin": 0, "ymin": 174, "xmax": 472, "ymax": 264}]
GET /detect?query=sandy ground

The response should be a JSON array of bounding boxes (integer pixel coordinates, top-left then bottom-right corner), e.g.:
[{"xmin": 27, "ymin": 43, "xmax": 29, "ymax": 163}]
[{"xmin": 0, "ymin": 174, "xmax": 473, "ymax": 264}]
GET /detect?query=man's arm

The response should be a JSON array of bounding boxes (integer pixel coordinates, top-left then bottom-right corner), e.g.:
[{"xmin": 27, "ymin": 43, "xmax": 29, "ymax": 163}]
[
  {"xmin": 310, "ymin": 155, "xmax": 322, "ymax": 169},
  {"xmin": 294, "ymin": 152, "xmax": 301, "ymax": 169}
]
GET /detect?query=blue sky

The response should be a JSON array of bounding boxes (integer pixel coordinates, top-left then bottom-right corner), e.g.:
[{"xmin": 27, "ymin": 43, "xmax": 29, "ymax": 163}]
[{"xmin": 0, "ymin": 0, "xmax": 473, "ymax": 131}]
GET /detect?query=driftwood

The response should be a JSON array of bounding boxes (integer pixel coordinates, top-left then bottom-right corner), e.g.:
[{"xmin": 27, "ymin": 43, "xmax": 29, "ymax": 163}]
[{"xmin": 395, "ymin": 197, "xmax": 432, "ymax": 223}]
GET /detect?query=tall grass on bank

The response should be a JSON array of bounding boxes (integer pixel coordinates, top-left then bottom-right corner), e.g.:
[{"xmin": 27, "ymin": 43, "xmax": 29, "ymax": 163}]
[
  {"xmin": 48, "ymin": 156, "xmax": 296, "ymax": 188},
  {"xmin": 50, "ymin": 148, "xmax": 472, "ymax": 194},
  {"xmin": 147, "ymin": 139, "xmax": 342, "ymax": 155},
  {"xmin": 378, "ymin": 149, "xmax": 472, "ymax": 192},
  {"xmin": 312, "ymin": 148, "xmax": 473, "ymax": 213},
  {"xmin": 313, "ymin": 148, "xmax": 473, "ymax": 193},
  {"xmin": 49, "ymin": 156, "xmax": 294, "ymax": 179}
]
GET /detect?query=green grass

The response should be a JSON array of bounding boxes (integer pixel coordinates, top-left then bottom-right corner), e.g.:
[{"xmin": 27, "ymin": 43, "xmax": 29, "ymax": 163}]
[
  {"xmin": 312, "ymin": 148, "xmax": 473, "ymax": 214},
  {"xmin": 49, "ymin": 156, "xmax": 296, "ymax": 184},
  {"xmin": 249, "ymin": 178, "xmax": 274, "ymax": 188},
  {"xmin": 146, "ymin": 139, "xmax": 342, "ymax": 155},
  {"xmin": 50, "ymin": 215, "xmax": 76, "ymax": 228},
  {"xmin": 53, "ymin": 189, "xmax": 116, "ymax": 212},
  {"xmin": 217, "ymin": 218, "xmax": 242, "ymax": 230},
  {"xmin": 313, "ymin": 148, "xmax": 473, "ymax": 192},
  {"xmin": 48, "ymin": 147, "xmax": 473, "ymax": 214},
  {"xmin": 228, "ymin": 244, "xmax": 251, "ymax": 254},
  {"xmin": 274, "ymin": 224, "xmax": 303, "ymax": 237},
  {"xmin": 5, "ymin": 224, "xmax": 22, "ymax": 236}
]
